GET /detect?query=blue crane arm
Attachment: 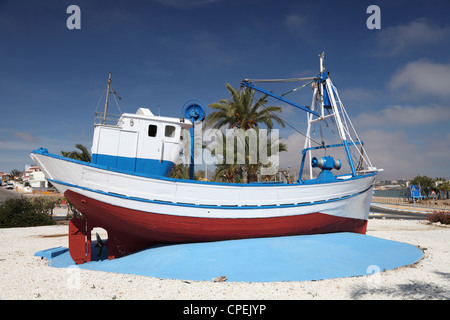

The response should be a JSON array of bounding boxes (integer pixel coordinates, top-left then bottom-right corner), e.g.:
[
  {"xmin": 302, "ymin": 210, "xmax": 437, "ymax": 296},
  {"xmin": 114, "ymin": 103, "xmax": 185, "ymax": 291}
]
[{"xmin": 240, "ymin": 81, "xmax": 320, "ymax": 117}]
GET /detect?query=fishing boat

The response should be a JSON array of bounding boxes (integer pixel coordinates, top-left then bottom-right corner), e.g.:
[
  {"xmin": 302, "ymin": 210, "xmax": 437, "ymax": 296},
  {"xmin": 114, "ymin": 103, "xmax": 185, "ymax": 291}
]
[{"xmin": 31, "ymin": 53, "xmax": 380, "ymax": 264}]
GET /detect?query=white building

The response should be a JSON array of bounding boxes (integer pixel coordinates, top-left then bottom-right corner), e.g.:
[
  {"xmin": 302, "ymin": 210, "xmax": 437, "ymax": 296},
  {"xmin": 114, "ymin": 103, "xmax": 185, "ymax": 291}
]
[
  {"xmin": 28, "ymin": 170, "xmax": 49, "ymax": 188},
  {"xmin": 20, "ymin": 165, "xmax": 51, "ymax": 192}
]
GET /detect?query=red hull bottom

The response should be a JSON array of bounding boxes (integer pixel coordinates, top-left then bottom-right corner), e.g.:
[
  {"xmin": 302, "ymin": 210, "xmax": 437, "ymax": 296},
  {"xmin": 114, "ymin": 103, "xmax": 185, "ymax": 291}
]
[{"xmin": 64, "ymin": 190, "xmax": 368, "ymax": 264}]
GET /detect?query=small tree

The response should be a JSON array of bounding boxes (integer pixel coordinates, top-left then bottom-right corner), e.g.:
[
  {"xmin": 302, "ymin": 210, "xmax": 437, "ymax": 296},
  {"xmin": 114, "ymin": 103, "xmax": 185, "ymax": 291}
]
[
  {"xmin": 409, "ymin": 175, "xmax": 434, "ymax": 198},
  {"xmin": 0, "ymin": 197, "xmax": 56, "ymax": 228}
]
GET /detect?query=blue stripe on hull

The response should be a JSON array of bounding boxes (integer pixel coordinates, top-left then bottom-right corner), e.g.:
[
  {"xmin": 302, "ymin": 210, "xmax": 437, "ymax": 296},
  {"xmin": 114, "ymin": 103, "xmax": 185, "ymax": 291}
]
[
  {"xmin": 48, "ymin": 177, "xmax": 373, "ymax": 210},
  {"xmin": 91, "ymin": 153, "xmax": 174, "ymax": 176}
]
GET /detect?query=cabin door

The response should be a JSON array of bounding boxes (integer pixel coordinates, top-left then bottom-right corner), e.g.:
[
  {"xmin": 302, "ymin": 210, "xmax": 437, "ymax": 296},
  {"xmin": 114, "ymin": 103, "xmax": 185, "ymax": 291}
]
[{"xmin": 117, "ymin": 130, "xmax": 138, "ymax": 171}]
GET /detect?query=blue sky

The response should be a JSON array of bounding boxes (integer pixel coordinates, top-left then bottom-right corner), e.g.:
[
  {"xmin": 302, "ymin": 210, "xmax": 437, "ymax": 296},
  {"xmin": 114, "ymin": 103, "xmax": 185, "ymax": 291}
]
[{"xmin": 1, "ymin": 0, "xmax": 449, "ymax": 180}]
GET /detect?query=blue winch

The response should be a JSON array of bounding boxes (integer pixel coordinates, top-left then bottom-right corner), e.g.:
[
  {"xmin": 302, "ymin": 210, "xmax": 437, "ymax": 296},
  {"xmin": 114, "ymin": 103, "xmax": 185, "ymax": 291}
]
[{"xmin": 311, "ymin": 156, "xmax": 341, "ymax": 181}]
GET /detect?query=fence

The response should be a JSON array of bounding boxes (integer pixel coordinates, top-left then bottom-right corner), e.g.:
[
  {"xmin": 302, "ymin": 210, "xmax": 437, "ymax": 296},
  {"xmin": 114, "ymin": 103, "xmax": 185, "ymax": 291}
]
[
  {"xmin": 372, "ymin": 196, "xmax": 409, "ymax": 205},
  {"xmin": 372, "ymin": 196, "xmax": 450, "ymax": 210}
]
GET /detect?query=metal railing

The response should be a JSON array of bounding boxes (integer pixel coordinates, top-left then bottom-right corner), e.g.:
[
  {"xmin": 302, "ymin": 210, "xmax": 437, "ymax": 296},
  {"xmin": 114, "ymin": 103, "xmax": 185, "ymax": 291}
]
[{"xmin": 94, "ymin": 111, "xmax": 122, "ymax": 126}]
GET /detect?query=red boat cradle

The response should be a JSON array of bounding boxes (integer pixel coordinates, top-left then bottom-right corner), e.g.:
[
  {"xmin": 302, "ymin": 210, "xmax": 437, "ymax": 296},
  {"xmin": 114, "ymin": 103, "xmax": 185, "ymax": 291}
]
[
  {"xmin": 68, "ymin": 217, "xmax": 91, "ymax": 264},
  {"xmin": 65, "ymin": 190, "xmax": 368, "ymax": 264}
]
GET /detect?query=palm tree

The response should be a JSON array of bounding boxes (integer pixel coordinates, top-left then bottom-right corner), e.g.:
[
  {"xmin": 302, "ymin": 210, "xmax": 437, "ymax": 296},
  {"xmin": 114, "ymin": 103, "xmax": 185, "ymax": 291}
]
[
  {"xmin": 436, "ymin": 179, "xmax": 450, "ymax": 199},
  {"xmin": 61, "ymin": 144, "xmax": 91, "ymax": 162},
  {"xmin": 10, "ymin": 169, "xmax": 23, "ymax": 180},
  {"xmin": 212, "ymin": 163, "xmax": 240, "ymax": 183},
  {"xmin": 206, "ymin": 129, "xmax": 240, "ymax": 183},
  {"xmin": 205, "ymin": 83, "xmax": 287, "ymax": 183},
  {"xmin": 205, "ymin": 83, "xmax": 285, "ymax": 130},
  {"xmin": 169, "ymin": 162, "xmax": 189, "ymax": 179},
  {"xmin": 206, "ymin": 127, "xmax": 287, "ymax": 183},
  {"xmin": 246, "ymin": 131, "xmax": 288, "ymax": 182}
]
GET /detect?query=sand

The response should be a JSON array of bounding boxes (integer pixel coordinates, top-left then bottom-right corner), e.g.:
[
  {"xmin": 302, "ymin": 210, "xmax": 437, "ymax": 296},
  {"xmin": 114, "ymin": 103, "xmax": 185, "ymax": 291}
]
[{"xmin": 0, "ymin": 219, "xmax": 449, "ymax": 300}]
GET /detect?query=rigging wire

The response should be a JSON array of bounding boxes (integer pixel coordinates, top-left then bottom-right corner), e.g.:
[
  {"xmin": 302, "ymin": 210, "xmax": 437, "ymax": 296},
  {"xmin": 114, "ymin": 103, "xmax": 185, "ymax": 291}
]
[
  {"xmin": 95, "ymin": 87, "xmax": 107, "ymax": 112},
  {"xmin": 94, "ymin": 84, "xmax": 122, "ymax": 114},
  {"xmin": 242, "ymin": 85, "xmax": 323, "ymax": 147},
  {"xmin": 280, "ymin": 80, "xmax": 314, "ymax": 97},
  {"xmin": 110, "ymin": 86, "xmax": 123, "ymax": 114},
  {"xmin": 331, "ymin": 82, "xmax": 373, "ymax": 169},
  {"xmin": 243, "ymin": 77, "xmax": 317, "ymax": 83}
]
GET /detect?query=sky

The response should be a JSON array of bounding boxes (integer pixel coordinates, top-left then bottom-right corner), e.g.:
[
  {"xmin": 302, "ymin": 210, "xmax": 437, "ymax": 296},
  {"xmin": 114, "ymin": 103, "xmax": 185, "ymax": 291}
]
[{"xmin": 0, "ymin": 0, "xmax": 449, "ymax": 180}]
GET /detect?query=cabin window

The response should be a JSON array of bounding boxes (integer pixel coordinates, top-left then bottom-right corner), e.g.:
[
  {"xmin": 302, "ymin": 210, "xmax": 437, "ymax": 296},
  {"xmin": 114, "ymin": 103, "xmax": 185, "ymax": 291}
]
[
  {"xmin": 148, "ymin": 124, "xmax": 157, "ymax": 137},
  {"xmin": 165, "ymin": 125, "xmax": 176, "ymax": 138}
]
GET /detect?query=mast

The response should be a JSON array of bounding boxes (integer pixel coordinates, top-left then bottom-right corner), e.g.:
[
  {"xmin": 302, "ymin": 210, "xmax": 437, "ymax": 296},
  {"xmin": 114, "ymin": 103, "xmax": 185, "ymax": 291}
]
[
  {"xmin": 304, "ymin": 52, "xmax": 325, "ymax": 179},
  {"xmin": 324, "ymin": 78, "xmax": 356, "ymax": 176},
  {"xmin": 242, "ymin": 52, "xmax": 378, "ymax": 180},
  {"xmin": 304, "ymin": 84, "xmax": 318, "ymax": 179},
  {"xmin": 102, "ymin": 72, "xmax": 112, "ymax": 125},
  {"xmin": 319, "ymin": 51, "xmax": 325, "ymax": 73}
]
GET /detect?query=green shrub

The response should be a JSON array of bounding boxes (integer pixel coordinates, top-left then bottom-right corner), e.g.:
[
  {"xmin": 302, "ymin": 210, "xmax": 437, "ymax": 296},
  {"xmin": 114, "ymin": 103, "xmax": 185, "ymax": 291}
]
[
  {"xmin": 427, "ymin": 211, "xmax": 450, "ymax": 225},
  {"xmin": 0, "ymin": 197, "xmax": 56, "ymax": 228}
]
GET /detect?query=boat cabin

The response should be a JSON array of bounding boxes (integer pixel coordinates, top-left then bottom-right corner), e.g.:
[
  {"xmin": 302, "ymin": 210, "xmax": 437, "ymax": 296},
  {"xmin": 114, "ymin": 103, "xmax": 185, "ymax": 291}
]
[{"xmin": 91, "ymin": 108, "xmax": 192, "ymax": 176}]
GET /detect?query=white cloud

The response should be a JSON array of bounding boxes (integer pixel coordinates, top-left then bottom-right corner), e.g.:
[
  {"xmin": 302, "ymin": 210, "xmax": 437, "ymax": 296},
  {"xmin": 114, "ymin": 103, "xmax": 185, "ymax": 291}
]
[
  {"xmin": 360, "ymin": 128, "xmax": 450, "ymax": 180},
  {"xmin": 285, "ymin": 14, "xmax": 307, "ymax": 30},
  {"xmin": 140, "ymin": 61, "xmax": 174, "ymax": 78},
  {"xmin": 284, "ymin": 14, "xmax": 312, "ymax": 40},
  {"xmin": 280, "ymin": 132, "xmax": 306, "ymax": 169},
  {"xmin": 157, "ymin": 31, "xmax": 236, "ymax": 69},
  {"xmin": 279, "ymin": 125, "xmax": 450, "ymax": 180},
  {"xmin": 13, "ymin": 131, "xmax": 38, "ymax": 142},
  {"xmin": 0, "ymin": 128, "xmax": 92, "ymax": 173},
  {"xmin": 388, "ymin": 60, "xmax": 450, "ymax": 99},
  {"xmin": 338, "ymin": 88, "xmax": 377, "ymax": 102},
  {"xmin": 378, "ymin": 18, "xmax": 450, "ymax": 55},
  {"xmin": 355, "ymin": 104, "xmax": 450, "ymax": 128},
  {"xmin": 360, "ymin": 129, "xmax": 423, "ymax": 179}
]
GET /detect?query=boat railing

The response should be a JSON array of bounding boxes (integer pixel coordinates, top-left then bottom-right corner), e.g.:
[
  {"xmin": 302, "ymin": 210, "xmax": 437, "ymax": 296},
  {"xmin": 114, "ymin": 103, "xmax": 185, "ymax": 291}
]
[{"xmin": 94, "ymin": 111, "xmax": 122, "ymax": 126}]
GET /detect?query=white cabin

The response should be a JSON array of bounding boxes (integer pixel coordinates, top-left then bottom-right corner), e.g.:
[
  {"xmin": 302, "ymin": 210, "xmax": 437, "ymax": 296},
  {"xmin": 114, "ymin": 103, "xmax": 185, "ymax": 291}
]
[{"xmin": 91, "ymin": 108, "xmax": 192, "ymax": 176}]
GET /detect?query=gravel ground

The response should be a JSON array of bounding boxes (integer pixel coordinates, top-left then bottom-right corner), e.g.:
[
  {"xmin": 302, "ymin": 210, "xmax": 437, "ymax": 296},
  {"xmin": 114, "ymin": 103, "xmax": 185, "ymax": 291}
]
[{"xmin": 0, "ymin": 219, "xmax": 449, "ymax": 300}]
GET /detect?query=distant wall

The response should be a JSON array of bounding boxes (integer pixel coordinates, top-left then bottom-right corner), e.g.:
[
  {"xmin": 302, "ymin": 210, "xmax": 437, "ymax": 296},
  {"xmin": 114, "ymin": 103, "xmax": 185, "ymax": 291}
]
[{"xmin": 12, "ymin": 181, "xmax": 59, "ymax": 195}]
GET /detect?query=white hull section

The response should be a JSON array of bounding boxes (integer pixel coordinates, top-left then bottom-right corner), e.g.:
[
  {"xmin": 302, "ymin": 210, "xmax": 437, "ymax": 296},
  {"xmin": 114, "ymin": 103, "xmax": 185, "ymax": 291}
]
[{"xmin": 31, "ymin": 151, "xmax": 375, "ymax": 220}]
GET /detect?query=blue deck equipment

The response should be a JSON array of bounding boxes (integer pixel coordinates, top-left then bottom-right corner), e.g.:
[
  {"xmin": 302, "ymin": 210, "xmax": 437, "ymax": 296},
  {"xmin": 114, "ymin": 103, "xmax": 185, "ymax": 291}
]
[{"xmin": 182, "ymin": 99, "xmax": 206, "ymax": 180}]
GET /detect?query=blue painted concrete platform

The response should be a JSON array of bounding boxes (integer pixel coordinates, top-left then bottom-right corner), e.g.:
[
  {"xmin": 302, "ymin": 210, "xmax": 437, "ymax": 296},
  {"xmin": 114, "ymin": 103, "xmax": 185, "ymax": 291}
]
[{"xmin": 35, "ymin": 233, "xmax": 423, "ymax": 282}]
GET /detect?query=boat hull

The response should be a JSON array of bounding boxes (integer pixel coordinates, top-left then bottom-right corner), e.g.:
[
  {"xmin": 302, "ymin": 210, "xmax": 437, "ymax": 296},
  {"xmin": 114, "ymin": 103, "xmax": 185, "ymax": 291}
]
[
  {"xmin": 31, "ymin": 149, "xmax": 375, "ymax": 262},
  {"xmin": 64, "ymin": 189, "xmax": 368, "ymax": 255}
]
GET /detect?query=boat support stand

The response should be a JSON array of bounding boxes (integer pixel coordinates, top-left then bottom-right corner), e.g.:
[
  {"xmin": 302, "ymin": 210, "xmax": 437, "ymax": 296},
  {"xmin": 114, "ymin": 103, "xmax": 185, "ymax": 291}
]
[{"xmin": 68, "ymin": 216, "xmax": 125, "ymax": 264}]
